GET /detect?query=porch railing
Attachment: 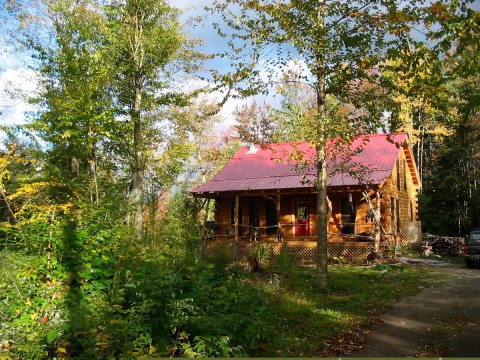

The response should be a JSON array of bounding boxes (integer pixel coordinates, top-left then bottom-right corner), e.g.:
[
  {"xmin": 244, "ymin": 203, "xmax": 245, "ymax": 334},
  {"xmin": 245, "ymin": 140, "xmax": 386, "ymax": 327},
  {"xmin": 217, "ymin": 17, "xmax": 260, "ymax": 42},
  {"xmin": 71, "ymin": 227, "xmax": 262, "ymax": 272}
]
[
  {"xmin": 204, "ymin": 222, "xmax": 377, "ymax": 241},
  {"xmin": 205, "ymin": 221, "xmax": 421, "ymax": 245}
]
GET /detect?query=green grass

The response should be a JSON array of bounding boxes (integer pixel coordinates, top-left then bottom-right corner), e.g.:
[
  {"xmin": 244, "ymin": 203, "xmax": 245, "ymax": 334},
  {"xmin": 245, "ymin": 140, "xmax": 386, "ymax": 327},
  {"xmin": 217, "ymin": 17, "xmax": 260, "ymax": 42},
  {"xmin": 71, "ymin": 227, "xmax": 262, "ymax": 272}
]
[{"xmin": 242, "ymin": 263, "xmax": 430, "ymax": 356}]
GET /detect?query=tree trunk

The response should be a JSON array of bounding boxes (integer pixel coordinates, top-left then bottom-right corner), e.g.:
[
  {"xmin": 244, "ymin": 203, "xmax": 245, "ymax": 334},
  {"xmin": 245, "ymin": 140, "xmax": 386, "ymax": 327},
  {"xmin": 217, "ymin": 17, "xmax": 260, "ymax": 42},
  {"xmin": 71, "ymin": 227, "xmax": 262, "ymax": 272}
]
[
  {"xmin": 130, "ymin": 10, "xmax": 145, "ymax": 242},
  {"xmin": 315, "ymin": 0, "xmax": 328, "ymax": 289},
  {"xmin": 131, "ymin": 82, "xmax": 143, "ymax": 241},
  {"xmin": 316, "ymin": 148, "xmax": 328, "ymax": 288},
  {"xmin": 362, "ymin": 190, "xmax": 382, "ymax": 253},
  {"xmin": 88, "ymin": 125, "xmax": 99, "ymax": 205}
]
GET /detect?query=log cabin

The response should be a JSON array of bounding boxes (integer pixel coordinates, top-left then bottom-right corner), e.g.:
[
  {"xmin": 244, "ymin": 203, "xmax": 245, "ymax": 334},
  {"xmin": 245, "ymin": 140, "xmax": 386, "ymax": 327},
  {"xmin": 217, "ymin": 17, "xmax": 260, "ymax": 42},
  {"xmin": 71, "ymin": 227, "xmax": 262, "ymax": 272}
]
[{"xmin": 191, "ymin": 132, "xmax": 421, "ymax": 259}]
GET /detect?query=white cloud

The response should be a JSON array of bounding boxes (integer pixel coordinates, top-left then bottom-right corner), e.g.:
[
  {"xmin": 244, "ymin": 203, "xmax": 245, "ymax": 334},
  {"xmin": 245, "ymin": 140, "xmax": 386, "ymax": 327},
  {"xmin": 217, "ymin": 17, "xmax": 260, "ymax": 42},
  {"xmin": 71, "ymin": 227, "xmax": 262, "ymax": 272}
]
[
  {"xmin": 0, "ymin": 67, "xmax": 38, "ymax": 126},
  {"xmin": 173, "ymin": 0, "xmax": 209, "ymax": 10}
]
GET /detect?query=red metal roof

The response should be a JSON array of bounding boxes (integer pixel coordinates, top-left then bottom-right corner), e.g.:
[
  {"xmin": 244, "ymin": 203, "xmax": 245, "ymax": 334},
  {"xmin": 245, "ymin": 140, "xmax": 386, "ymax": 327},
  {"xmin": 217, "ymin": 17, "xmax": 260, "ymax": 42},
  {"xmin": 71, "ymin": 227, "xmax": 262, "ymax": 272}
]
[{"xmin": 191, "ymin": 133, "xmax": 409, "ymax": 194}]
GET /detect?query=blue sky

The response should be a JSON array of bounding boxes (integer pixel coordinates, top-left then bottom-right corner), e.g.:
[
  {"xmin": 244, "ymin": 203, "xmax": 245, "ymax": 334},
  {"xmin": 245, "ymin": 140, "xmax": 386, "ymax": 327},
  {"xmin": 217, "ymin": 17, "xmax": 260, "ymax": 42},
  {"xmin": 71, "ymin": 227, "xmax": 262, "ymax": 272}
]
[
  {"xmin": 0, "ymin": 0, "xmax": 249, "ymax": 130},
  {"xmin": 3, "ymin": 1, "xmax": 477, "ymax": 130}
]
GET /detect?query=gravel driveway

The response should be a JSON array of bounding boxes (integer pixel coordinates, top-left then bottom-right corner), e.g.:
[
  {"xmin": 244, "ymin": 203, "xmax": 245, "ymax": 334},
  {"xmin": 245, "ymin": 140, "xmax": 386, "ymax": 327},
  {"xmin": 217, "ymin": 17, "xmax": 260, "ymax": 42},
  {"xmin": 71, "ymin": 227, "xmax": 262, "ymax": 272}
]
[{"xmin": 348, "ymin": 262, "xmax": 480, "ymax": 357}]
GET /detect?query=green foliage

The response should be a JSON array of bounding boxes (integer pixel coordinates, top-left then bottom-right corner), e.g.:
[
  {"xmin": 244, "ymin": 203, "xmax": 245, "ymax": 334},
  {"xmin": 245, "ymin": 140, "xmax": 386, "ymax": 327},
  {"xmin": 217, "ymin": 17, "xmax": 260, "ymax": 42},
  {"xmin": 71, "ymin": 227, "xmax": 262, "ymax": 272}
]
[
  {"xmin": 156, "ymin": 189, "xmax": 199, "ymax": 256},
  {"xmin": 420, "ymin": 128, "xmax": 480, "ymax": 235},
  {"xmin": 250, "ymin": 244, "xmax": 270, "ymax": 263},
  {"xmin": 275, "ymin": 248, "xmax": 297, "ymax": 273},
  {"xmin": 179, "ymin": 335, "xmax": 247, "ymax": 358},
  {"xmin": 1, "ymin": 237, "xmax": 432, "ymax": 359}
]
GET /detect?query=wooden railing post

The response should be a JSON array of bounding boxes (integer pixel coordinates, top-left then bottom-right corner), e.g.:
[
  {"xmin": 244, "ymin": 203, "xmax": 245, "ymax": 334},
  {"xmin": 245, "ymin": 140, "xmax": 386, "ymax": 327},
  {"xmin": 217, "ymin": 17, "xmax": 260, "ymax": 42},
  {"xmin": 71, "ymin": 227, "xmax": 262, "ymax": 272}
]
[
  {"xmin": 234, "ymin": 195, "xmax": 239, "ymax": 241},
  {"xmin": 277, "ymin": 192, "xmax": 282, "ymax": 241}
]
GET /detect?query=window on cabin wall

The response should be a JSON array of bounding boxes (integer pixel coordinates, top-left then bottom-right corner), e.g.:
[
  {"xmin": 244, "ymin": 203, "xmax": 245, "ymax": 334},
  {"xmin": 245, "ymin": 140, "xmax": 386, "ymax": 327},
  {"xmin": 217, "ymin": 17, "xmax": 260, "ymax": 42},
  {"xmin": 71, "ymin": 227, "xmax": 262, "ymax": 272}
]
[
  {"xmin": 295, "ymin": 201, "xmax": 310, "ymax": 236},
  {"xmin": 249, "ymin": 200, "xmax": 260, "ymax": 235},
  {"xmin": 396, "ymin": 199, "xmax": 401, "ymax": 233},
  {"xmin": 390, "ymin": 197, "xmax": 396, "ymax": 234},
  {"xmin": 403, "ymin": 159, "xmax": 407, "ymax": 191},
  {"xmin": 410, "ymin": 201, "xmax": 414, "ymax": 221},
  {"xmin": 340, "ymin": 196, "xmax": 355, "ymax": 234},
  {"xmin": 396, "ymin": 159, "xmax": 401, "ymax": 191},
  {"xmin": 266, "ymin": 199, "xmax": 278, "ymax": 235}
]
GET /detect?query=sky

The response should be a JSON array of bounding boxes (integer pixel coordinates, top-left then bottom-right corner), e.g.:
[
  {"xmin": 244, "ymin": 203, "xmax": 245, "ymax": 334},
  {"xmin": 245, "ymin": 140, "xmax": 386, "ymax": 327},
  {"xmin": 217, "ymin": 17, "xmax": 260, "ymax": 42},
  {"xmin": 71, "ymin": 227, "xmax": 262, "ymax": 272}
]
[
  {"xmin": 0, "ymin": 41, "xmax": 38, "ymax": 126},
  {"xmin": 2, "ymin": 1, "xmax": 478, "ymax": 132},
  {"xmin": 0, "ymin": 0, "xmax": 251, "ymax": 131}
]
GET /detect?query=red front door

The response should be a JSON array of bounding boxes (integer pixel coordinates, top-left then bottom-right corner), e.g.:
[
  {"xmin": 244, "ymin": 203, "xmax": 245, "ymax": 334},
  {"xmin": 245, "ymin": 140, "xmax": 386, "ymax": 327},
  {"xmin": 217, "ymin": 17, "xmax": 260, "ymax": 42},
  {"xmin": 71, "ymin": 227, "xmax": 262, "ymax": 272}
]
[{"xmin": 295, "ymin": 201, "xmax": 310, "ymax": 236}]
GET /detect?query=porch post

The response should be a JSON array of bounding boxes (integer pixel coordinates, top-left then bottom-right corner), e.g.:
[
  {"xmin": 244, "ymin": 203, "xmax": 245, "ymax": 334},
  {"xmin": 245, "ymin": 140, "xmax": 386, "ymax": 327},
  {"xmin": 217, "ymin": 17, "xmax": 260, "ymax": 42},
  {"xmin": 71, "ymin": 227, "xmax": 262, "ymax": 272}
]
[
  {"xmin": 194, "ymin": 197, "xmax": 201, "ymax": 234},
  {"xmin": 374, "ymin": 191, "xmax": 382, "ymax": 253},
  {"xmin": 234, "ymin": 195, "xmax": 239, "ymax": 242},
  {"xmin": 200, "ymin": 198, "xmax": 211, "ymax": 240},
  {"xmin": 277, "ymin": 192, "xmax": 282, "ymax": 241},
  {"xmin": 233, "ymin": 195, "xmax": 239, "ymax": 260}
]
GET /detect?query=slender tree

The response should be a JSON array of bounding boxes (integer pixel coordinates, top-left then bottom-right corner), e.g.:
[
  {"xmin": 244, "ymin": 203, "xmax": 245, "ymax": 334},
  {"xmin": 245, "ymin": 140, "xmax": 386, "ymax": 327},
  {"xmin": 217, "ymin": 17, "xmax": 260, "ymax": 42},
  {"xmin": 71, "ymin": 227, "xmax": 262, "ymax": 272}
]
[
  {"xmin": 104, "ymin": 0, "xmax": 203, "ymax": 240},
  {"xmin": 5, "ymin": 0, "xmax": 113, "ymax": 203}
]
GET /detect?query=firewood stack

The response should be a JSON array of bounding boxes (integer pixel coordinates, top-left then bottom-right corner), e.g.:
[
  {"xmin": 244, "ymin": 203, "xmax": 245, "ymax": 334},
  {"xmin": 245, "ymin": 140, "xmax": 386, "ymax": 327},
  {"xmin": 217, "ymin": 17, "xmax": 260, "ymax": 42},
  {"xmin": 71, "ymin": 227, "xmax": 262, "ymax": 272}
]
[{"xmin": 424, "ymin": 234, "xmax": 465, "ymax": 256}]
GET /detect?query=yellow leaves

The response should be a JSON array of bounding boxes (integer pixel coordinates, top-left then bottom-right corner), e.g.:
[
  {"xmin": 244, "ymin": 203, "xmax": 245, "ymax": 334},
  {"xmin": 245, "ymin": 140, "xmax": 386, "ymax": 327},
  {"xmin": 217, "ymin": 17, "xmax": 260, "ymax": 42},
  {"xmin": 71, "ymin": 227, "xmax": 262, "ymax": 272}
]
[
  {"xmin": 7, "ymin": 182, "xmax": 50, "ymax": 201},
  {"xmin": 0, "ymin": 221, "xmax": 13, "ymax": 229},
  {"xmin": 388, "ymin": 26, "xmax": 411, "ymax": 36},
  {"xmin": 429, "ymin": 1, "xmax": 453, "ymax": 21},
  {"xmin": 430, "ymin": 2, "xmax": 447, "ymax": 15},
  {"xmin": 1, "ymin": 340, "xmax": 12, "ymax": 350},
  {"xmin": 57, "ymin": 202, "xmax": 73, "ymax": 213},
  {"xmin": 16, "ymin": 157, "xmax": 35, "ymax": 165},
  {"xmin": 392, "ymin": 94, "xmax": 408, "ymax": 104},
  {"xmin": 148, "ymin": 345, "xmax": 157, "ymax": 355}
]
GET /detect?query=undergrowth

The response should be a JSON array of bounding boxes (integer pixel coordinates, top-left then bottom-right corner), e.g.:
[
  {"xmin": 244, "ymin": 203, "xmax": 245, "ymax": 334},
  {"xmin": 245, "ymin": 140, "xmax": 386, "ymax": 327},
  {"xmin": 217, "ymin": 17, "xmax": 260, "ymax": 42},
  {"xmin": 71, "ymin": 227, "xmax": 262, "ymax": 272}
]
[{"xmin": 1, "ymin": 248, "xmax": 429, "ymax": 358}]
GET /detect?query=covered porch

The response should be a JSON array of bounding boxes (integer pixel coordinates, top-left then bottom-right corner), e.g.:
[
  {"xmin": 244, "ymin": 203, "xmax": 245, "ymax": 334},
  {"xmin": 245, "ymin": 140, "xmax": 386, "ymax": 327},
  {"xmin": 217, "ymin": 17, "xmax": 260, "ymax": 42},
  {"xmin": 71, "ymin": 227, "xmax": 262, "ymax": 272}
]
[
  {"xmin": 195, "ymin": 189, "xmax": 383, "ymax": 243},
  {"xmin": 193, "ymin": 190, "xmax": 400, "ymax": 264}
]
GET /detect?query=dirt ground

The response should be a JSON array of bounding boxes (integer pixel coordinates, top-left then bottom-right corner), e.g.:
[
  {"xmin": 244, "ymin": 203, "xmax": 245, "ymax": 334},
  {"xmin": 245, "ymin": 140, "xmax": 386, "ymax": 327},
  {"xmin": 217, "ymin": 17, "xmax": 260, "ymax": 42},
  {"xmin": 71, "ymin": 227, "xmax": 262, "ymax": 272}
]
[{"xmin": 347, "ymin": 261, "xmax": 480, "ymax": 358}]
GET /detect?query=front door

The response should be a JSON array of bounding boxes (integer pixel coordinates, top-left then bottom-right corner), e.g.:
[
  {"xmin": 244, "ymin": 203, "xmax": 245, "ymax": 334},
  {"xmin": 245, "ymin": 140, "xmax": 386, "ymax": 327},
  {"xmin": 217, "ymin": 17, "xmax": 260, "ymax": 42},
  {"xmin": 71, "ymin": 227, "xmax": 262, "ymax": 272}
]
[{"xmin": 295, "ymin": 201, "xmax": 309, "ymax": 236}]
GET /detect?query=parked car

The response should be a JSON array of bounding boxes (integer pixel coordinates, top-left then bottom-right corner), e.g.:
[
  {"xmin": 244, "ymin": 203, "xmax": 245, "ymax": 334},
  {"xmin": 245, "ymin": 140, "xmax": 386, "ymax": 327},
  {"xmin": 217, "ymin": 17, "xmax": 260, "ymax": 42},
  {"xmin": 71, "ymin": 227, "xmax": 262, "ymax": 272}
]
[{"xmin": 464, "ymin": 228, "xmax": 480, "ymax": 268}]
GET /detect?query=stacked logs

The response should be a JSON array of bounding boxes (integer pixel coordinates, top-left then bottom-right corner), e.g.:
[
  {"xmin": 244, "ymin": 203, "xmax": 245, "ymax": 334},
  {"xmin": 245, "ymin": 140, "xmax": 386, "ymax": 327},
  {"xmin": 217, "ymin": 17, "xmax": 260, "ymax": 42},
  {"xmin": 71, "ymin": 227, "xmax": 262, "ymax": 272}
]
[{"xmin": 424, "ymin": 234, "xmax": 465, "ymax": 256}]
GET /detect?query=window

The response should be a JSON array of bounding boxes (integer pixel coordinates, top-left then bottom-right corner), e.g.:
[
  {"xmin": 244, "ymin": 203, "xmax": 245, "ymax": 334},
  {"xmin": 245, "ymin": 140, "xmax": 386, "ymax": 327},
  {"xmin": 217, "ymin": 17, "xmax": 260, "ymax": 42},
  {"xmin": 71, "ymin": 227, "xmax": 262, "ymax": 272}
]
[
  {"xmin": 403, "ymin": 160, "xmax": 407, "ymax": 191},
  {"xmin": 249, "ymin": 200, "xmax": 260, "ymax": 235},
  {"xmin": 340, "ymin": 196, "xmax": 355, "ymax": 234},
  {"xmin": 396, "ymin": 159, "xmax": 401, "ymax": 191},
  {"xmin": 297, "ymin": 202, "xmax": 308, "ymax": 220},
  {"xmin": 265, "ymin": 200, "xmax": 278, "ymax": 235},
  {"xmin": 295, "ymin": 201, "xmax": 310, "ymax": 236},
  {"xmin": 390, "ymin": 198, "xmax": 396, "ymax": 234},
  {"xmin": 396, "ymin": 199, "xmax": 401, "ymax": 233}
]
